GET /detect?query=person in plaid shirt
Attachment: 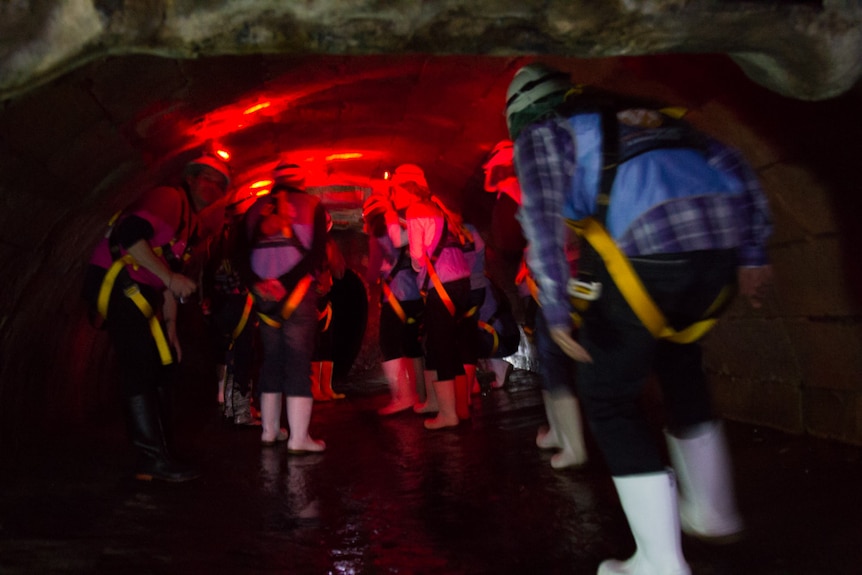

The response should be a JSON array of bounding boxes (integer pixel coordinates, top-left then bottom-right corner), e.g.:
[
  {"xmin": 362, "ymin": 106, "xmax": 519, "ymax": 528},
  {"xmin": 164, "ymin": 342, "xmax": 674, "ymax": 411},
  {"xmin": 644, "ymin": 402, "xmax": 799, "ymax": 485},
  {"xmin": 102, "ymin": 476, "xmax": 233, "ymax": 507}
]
[{"xmin": 506, "ymin": 63, "xmax": 773, "ymax": 575}]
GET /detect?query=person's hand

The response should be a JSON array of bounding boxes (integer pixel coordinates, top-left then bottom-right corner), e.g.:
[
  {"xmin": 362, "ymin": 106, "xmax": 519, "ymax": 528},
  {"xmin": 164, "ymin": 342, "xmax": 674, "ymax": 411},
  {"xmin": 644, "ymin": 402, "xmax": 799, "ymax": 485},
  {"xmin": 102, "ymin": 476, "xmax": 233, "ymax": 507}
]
[
  {"xmin": 548, "ymin": 325, "xmax": 593, "ymax": 363},
  {"xmin": 168, "ymin": 273, "xmax": 197, "ymax": 299},
  {"xmin": 253, "ymin": 278, "xmax": 287, "ymax": 302},
  {"xmin": 737, "ymin": 265, "xmax": 773, "ymax": 309}
]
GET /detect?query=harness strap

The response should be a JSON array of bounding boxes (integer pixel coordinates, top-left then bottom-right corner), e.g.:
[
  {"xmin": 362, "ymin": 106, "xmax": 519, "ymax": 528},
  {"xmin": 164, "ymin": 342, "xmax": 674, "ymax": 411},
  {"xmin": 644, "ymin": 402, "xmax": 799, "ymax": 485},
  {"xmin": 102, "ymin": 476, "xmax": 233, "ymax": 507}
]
[
  {"xmin": 256, "ymin": 274, "xmax": 314, "ymax": 328},
  {"xmin": 422, "ymin": 253, "xmax": 456, "ymax": 316},
  {"xmin": 478, "ymin": 320, "xmax": 500, "ymax": 356},
  {"xmin": 122, "ymin": 284, "xmax": 174, "ymax": 365},
  {"xmin": 514, "ymin": 259, "xmax": 540, "ymax": 304},
  {"xmin": 96, "ymin": 255, "xmax": 174, "ymax": 365},
  {"xmin": 568, "ymin": 217, "xmax": 730, "ymax": 343},
  {"xmin": 97, "ymin": 255, "xmax": 135, "ymax": 320},
  {"xmin": 228, "ymin": 294, "xmax": 255, "ymax": 350},
  {"xmin": 318, "ymin": 301, "xmax": 333, "ymax": 332},
  {"xmin": 382, "ymin": 281, "xmax": 416, "ymax": 324}
]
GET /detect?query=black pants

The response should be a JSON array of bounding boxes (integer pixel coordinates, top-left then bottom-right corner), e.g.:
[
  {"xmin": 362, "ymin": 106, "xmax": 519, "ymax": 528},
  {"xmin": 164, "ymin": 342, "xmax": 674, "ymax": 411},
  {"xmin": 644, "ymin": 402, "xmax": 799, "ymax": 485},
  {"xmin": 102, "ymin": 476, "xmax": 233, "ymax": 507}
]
[
  {"xmin": 83, "ymin": 265, "xmax": 177, "ymax": 398},
  {"xmin": 576, "ymin": 249, "xmax": 736, "ymax": 476}
]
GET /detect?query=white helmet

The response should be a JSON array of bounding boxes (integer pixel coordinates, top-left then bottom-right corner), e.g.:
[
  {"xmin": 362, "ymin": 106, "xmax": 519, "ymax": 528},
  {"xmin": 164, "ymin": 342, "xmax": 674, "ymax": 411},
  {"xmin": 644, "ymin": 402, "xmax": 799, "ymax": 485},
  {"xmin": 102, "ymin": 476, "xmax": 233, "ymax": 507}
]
[
  {"xmin": 505, "ymin": 63, "xmax": 571, "ymax": 136},
  {"xmin": 391, "ymin": 164, "xmax": 429, "ymax": 189},
  {"xmin": 482, "ymin": 140, "xmax": 516, "ymax": 194},
  {"xmin": 273, "ymin": 161, "xmax": 307, "ymax": 188},
  {"xmin": 187, "ymin": 154, "xmax": 231, "ymax": 187}
]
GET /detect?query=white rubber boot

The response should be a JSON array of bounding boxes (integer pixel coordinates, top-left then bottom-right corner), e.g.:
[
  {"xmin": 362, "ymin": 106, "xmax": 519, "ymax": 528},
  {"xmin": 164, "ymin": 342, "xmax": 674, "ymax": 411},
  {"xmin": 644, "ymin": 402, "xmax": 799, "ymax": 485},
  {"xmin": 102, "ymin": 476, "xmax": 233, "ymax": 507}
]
[
  {"xmin": 598, "ymin": 471, "xmax": 691, "ymax": 575},
  {"xmin": 536, "ymin": 390, "xmax": 562, "ymax": 450},
  {"xmin": 487, "ymin": 358, "xmax": 512, "ymax": 389},
  {"xmin": 216, "ymin": 363, "xmax": 227, "ymax": 405},
  {"xmin": 547, "ymin": 392, "xmax": 588, "ymax": 470},
  {"xmin": 286, "ymin": 396, "xmax": 325, "ymax": 454},
  {"xmin": 665, "ymin": 421, "xmax": 744, "ymax": 543},
  {"xmin": 413, "ymin": 370, "xmax": 439, "ymax": 414},
  {"xmin": 260, "ymin": 392, "xmax": 287, "ymax": 446},
  {"xmin": 411, "ymin": 357, "xmax": 427, "ymax": 404},
  {"xmin": 378, "ymin": 358, "xmax": 414, "ymax": 415},
  {"xmin": 424, "ymin": 379, "xmax": 459, "ymax": 430}
]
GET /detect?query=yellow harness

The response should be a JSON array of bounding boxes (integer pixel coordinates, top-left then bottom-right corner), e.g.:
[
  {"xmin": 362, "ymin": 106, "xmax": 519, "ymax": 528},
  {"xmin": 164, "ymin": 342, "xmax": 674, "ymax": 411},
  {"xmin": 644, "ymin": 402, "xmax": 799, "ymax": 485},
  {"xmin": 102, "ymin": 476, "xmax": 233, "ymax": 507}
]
[
  {"xmin": 256, "ymin": 274, "xmax": 315, "ymax": 328},
  {"xmin": 422, "ymin": 253, "xmax": 456, "ymax": 316},
  {"xmin": 96, "ymin": 254, "xmax": 173, "ymax": 366},
  {"xmin": 478, "ymin": 320, "xmax": 500, "ymax": 356},
  {"xmin": 382, "ymin": 281, "xmax": 416, "ymax": 324},
  {"xmin": 567, "ymin": 217, "xmax": 732, "ymax": 344}
]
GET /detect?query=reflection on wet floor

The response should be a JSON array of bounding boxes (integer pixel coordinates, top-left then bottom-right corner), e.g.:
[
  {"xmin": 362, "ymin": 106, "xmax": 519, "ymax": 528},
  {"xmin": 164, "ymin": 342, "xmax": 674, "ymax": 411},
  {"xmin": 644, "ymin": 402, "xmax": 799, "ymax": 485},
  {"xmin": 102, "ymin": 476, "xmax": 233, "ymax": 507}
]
[{"xmin": 1, "ymin": 368, "xmax": 861, "ymax": 574}]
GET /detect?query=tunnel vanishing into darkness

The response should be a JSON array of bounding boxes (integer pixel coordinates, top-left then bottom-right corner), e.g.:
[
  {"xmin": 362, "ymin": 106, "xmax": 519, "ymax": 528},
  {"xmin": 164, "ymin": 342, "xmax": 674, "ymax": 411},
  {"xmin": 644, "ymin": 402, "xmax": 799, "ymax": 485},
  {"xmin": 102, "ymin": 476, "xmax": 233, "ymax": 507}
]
[{"xmin": 1, "ymin": 2, "xmax": 862, "ymax": 457}]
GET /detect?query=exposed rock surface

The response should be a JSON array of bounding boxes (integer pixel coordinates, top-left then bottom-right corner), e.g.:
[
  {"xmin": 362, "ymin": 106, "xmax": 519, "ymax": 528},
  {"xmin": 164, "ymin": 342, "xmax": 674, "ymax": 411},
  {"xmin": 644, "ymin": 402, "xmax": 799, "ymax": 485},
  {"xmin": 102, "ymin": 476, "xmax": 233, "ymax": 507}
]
[{"xmin": 1, "ymin": 1, "xmax": 861, "ymax": 101}]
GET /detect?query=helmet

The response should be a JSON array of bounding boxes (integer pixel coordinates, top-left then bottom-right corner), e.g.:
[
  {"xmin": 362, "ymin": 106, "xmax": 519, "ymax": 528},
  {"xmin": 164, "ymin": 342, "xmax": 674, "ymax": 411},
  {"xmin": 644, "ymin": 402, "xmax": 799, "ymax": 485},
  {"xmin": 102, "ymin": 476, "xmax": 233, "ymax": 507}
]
[
  {"xmin": 273, "ymin": 161, "xmax": 307, "ymax": 188},
  {"xmin": 505, "ymin": 63, "xmax": 571, "ymax": 136},
  {"xmin": 362, "ymin": 194, "xmax": 391, "ymax": 220},
  {"xmin": 391, "ymin": 164, "xmax": 428, "ymax": 189},
  {"xmin": 483, "ymin": 140, "xmax": 513, "ymax": 171},
  {"xmin": 187, "ymin": 154, "xmax": 231, "ymax": 187},
  {"xmin": 483, "ymin": 140, "xmax": 516, "ymax": 194}
]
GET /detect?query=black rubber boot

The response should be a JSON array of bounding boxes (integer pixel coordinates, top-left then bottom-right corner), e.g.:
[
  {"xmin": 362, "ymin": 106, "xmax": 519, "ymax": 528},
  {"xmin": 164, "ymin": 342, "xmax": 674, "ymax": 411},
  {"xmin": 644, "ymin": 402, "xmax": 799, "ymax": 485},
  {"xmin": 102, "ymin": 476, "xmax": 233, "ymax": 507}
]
[{"xmin": 125, "ymin": 392, "xmax": 200, "ymax": 482}]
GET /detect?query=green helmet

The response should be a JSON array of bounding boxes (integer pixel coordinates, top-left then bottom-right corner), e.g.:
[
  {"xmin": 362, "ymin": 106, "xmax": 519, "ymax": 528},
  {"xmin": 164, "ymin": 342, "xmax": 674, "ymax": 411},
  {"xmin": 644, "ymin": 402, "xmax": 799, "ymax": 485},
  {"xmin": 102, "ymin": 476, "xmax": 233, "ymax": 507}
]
[{"xmin": 505, "ymin": 63, "xmax": 571, "ymax": 139}]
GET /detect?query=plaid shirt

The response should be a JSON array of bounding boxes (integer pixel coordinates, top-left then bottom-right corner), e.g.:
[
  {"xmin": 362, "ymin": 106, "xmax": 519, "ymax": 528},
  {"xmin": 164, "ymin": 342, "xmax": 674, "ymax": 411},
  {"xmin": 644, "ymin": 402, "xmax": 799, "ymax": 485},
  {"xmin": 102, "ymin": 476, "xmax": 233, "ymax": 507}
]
[{"xmin": 514, "ymin": 113, "xmax": 773, "ymax": 329}]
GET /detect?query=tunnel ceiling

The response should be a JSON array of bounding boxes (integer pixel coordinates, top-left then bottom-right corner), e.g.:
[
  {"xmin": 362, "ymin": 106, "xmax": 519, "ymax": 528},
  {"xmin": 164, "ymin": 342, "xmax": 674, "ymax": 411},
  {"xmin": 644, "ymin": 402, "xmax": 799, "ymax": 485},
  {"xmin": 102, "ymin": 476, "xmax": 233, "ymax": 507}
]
[{"xmin": 2, "ymin": 0, "xmax": 861, "ymax": 222}]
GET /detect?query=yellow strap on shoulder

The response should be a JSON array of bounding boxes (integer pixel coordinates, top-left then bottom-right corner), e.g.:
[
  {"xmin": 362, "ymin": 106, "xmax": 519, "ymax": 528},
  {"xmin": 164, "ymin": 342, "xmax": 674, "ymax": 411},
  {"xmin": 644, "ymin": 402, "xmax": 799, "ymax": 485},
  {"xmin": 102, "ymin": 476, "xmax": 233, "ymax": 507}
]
[
  {"xmin": 123, "ymin": 283, "xmax": 173, "ymax": 366},
  {"xmin": 228, "ymin": 294, "xmax": 254, "ymax": 349},
  {"xmin": 478, "ymin": 320, "xmax": 500, "ymax": 356},
  {"xmin": 423, "ymin": 254, "xmax": 456, "ymax": 316},
  {"xmin": 569, "ymin": 217, "xmax": 722, "ymax": 344}
]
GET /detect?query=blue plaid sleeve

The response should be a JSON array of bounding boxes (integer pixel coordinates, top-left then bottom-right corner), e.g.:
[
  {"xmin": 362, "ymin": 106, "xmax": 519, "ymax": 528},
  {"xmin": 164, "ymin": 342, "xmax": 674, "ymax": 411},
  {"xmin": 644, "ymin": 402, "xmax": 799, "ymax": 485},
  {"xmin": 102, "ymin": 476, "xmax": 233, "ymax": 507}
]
[{"xmin": 513, "ymin": 119, "xmax": 577, "ymax": 329}]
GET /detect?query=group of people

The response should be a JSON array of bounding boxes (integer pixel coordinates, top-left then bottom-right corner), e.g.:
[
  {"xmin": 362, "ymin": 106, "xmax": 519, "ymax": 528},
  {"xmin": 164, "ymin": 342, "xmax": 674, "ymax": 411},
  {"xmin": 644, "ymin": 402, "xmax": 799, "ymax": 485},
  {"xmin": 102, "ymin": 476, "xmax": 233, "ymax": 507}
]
[
  {"xmin": 85, "ymin": 61, "xmax": 774, "ymax": 575},
  {"xmin": 363, "ymin": 163, "xmax": 521, "ymax": 428},
  {"xmin": 84, "ymin": 155, "xmax": 347, "ymax": 481}
]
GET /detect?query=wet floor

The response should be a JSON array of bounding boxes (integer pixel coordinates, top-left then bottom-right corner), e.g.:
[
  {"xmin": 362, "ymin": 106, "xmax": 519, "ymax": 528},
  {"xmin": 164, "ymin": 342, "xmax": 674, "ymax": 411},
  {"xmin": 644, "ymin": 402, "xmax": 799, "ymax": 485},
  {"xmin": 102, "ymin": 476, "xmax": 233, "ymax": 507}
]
[{"xmin": 1, "ymin": 368, "xmax": 861, "ymax": 575}]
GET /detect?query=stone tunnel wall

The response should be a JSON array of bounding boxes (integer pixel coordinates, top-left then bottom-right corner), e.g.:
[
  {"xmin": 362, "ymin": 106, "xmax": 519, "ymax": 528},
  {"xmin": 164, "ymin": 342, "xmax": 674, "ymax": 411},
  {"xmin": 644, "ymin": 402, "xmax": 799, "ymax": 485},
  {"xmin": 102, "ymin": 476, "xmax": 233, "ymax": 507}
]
[{"xmin": 1, "ymin": 54, "xmax": 861, "ymax": 452}]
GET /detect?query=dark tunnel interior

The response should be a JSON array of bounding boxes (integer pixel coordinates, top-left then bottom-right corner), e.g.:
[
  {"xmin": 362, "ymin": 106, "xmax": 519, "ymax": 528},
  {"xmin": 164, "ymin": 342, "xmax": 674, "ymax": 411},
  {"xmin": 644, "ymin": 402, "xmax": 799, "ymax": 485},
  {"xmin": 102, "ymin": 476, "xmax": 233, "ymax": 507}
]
[{"xmin": 1, "ymin": 51, "xmax": 862, "ymax": 454}]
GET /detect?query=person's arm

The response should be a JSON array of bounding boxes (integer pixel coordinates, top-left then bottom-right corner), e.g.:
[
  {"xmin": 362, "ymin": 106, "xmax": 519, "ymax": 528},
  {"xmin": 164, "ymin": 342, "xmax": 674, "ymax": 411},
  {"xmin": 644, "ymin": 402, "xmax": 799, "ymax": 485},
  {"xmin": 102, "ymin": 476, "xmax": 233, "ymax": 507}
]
[
  {"xmin": 514, "ymin": 120, "xmax": 592, "ymax": 363},
  {"xmin": 125, "ymin": 239, "xmax": 196, "ymax": 299},
  {"xmin": 162, "ymin": 290, "xmax": 182, "ymax": 362},
  {"xmin": 708, "ymin": 140, "xmax": 774, "ymax": 308}
]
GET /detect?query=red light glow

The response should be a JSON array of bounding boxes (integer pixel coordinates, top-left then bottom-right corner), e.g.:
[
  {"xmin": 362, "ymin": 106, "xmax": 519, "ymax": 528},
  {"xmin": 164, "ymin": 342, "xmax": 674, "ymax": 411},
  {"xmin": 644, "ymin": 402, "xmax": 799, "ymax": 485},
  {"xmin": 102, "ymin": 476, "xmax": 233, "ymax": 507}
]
[
  {"xmin": 244, "ymin": 101, "xmax": 272, "ymax": 115},
  {"xmin": 326, "ymin": 152, "xmax": 364, "ymax": 161}
]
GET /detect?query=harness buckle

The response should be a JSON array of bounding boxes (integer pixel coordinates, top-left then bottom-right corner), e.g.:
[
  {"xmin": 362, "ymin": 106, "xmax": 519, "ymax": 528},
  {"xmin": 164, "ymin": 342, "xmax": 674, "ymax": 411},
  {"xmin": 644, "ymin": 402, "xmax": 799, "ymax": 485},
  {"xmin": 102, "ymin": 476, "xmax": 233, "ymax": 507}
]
[{"xmin": 567, "ymin": 278, "xmax": 602, "ymax": 301}]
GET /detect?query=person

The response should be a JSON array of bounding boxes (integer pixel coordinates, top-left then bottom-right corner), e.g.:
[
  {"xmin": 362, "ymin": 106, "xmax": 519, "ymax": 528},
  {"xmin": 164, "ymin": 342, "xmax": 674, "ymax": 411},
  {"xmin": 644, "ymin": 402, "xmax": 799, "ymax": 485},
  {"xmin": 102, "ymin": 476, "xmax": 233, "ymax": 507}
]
[
  {"xmin": 83, "ymin": 152, "xmax": 232, "ymax": 482},
  {"xmin": 389, "ymin": 164, "xmax": 471, "ymax": 430},
  {"xmin": 506, "ymin": 63, "xmax": 773, "ymax": 574},
  {"xmin": 467, "ymin": 225, "xmax": 520, "ymax": 394},
  {"xmin": 483, "ymin": 139, "xmax": 589, "ymax": 470},
  {"xmin": 240, "ymin": 161, "xmax": 327, "ymax": 453},
  {"xmin": 453, "ymin": 219, "xmax": 482, "ymax": 420},
  {"xmin": 310, "ymin": 210, "xmax": 347, "ymax": 402},
  {"xmin": 203, "ymin": 208, "xmax": 260, "ymax": 426},
  {"xmin": 363, "ymin": 189, "xmax": 426, "ymax": 415}
]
